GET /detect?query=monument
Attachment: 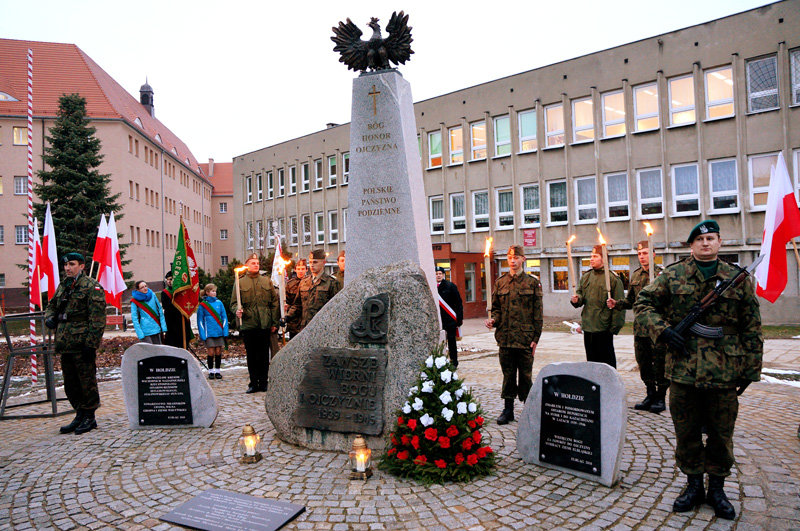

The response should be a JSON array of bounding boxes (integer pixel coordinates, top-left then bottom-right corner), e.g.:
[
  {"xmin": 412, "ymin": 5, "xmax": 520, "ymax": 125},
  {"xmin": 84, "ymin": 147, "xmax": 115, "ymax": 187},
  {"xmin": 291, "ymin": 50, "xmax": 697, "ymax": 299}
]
[
  {"xmin": 516, "ymin": 362, "xmax": 627, "ymax": 487},
  {"xmin": 266, "ymin": 13, "xmax": 440, "ymax": 450}
]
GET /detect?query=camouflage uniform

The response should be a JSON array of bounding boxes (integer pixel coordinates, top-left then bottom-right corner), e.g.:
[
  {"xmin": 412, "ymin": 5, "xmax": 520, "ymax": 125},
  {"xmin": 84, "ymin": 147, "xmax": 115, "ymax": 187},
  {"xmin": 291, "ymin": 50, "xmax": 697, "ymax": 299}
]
[
  {"xmin": 635, "ymin": 256, "xmax": 763, "ymax": 477},
  {"xmin": 571, "ymin": 268, "xmax": 625, "ymax": 367},
  {"xmin": 287, "ymin": 272, "xmax": 340, "ymax": 330},
  {"xmin": 490, "ymin": 271, "xmax": 543, "ymax": 401},
  {"xmin": 335, "ymin": 269, "xmax": 345, "ymax": 291},
  {"xmin": 45, "ymin": 273, "xmax": 106, "ymax": 412},
  {"xmin": 231, "ymin": 273, "xmax": 279, "ymax": 391}
]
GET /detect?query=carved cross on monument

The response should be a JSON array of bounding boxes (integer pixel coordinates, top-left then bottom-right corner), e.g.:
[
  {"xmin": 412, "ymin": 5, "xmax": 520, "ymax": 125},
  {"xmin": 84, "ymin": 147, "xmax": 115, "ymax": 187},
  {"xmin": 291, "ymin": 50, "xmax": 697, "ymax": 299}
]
[{"xmin": 368, "ymin": 85, "xmax": 381, "ymax": 116}]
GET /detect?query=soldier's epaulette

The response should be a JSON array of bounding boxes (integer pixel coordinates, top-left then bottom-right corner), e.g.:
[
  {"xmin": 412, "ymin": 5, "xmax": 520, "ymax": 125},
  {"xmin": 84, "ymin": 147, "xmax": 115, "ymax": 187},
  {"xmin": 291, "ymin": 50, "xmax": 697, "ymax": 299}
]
[{"xmin": 664, "ymin": 257, "xmax": 688, "ymax": 270}]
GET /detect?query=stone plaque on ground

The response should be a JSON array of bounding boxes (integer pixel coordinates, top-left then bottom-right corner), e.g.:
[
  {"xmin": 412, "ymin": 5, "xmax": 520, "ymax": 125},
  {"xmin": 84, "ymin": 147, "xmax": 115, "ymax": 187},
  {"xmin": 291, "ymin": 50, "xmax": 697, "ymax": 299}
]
[
  {"xmin": 160, "ymin": 488, "xmax": 305, "ymax": 531},
  {"xmin": 295, "ymin": 347, "xmax": 387, "ymax": 435},
  {"xmin": 517, "ymin": 362, "xmax": 627, "ymax": 486},
  {"xmin": 122, "ymin": 343, "xmax": 217, "ymax": 429}
]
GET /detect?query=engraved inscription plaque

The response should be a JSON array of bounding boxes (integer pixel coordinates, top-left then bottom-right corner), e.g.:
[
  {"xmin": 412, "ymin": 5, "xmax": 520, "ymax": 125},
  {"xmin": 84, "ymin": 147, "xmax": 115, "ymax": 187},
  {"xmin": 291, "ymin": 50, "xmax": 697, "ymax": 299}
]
[
  {"xmin": 138, "ymin": 355, "xmax": 193, "ymax": 425},
  {"xmin": 295, "ymin": 347, "xmax": 387, "ymax": 435},
  {"xmin": 349, "ymin": 293, "xmax": 390, "ymax": 344},
  {"xmin": 539, "ymin": 374, "xmax": 601, "ymax": 475}
]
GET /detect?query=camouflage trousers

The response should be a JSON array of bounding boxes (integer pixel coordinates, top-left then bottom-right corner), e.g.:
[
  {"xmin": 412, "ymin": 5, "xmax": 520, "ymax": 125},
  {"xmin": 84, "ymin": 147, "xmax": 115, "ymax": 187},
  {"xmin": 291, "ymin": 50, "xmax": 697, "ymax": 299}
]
[
  {"xmin": 669, "ymin": 382, "xmax": 738, "ymax": 477},
  {"xmin": 499, "ymin": 347, "xmax": 533, "ymax": 402},
  {"xmin": 634, "ymin": 335, "xmax": 668, "ymax": 389},
  {"xmin": 61, "ymin": 349, "xmax": 100, "ymax": 412}
]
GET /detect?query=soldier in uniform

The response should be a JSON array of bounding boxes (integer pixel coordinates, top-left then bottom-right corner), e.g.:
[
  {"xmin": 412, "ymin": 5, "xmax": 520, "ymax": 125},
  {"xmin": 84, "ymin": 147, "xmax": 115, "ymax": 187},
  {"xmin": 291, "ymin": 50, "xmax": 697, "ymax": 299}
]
[
  {"xmin": 570, "ymin": 245, "xmax": 625, "ymax": 367},
  {"xmin": 436, "ymin": 266, "xmax": 463, "ymax": 367},
  {"xmin": 484, "ymin": 245, "xmax": 543, "ymax": 425},
  {"xmin": 335, "ymin": 250, "xmax": 346, "ymax": 290},
  {"xmin": 608, "ymin": 240, "xmax": 668, "ymax": 412},
  {"xmin": 286, "ymin": 249, "xmax": 340, "ymax": 331},
  {"xmin": 231, "ymin": 253, "xmax": 279, "ymax": 393},
  {"xmin": 635, "ymin": 220, "xmax": 762, "ymax": 520},
  {"xmin": 284, "ymin": 259, "xmax": 307, "ymax": 339},
  {"xmin": 45, "ymin": 252, "xmax": 106, "ymax": 435}
]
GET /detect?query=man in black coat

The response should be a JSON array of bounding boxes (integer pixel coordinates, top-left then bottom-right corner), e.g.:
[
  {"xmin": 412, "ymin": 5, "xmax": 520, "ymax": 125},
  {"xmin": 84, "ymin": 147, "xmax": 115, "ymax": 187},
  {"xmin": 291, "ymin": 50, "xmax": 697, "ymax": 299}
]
[
  {"xmin": 162, "ymin": 270, "xmax": 193, "ymax": 348},
  {"xmin": 436, "ymin": 266, "xmax": 463, "ymax": 367}
]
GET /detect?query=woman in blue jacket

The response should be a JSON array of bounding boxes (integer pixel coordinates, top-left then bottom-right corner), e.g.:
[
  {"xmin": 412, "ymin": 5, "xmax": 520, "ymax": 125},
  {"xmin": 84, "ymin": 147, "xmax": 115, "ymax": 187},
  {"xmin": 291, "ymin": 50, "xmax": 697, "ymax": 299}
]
[
  {"xmin": 131, "ymin": 280, "xmax": 167, "ymax": 344},
  {"xmin": 197, "ymin": 283, "xmax": 229, "ymax": 379}
]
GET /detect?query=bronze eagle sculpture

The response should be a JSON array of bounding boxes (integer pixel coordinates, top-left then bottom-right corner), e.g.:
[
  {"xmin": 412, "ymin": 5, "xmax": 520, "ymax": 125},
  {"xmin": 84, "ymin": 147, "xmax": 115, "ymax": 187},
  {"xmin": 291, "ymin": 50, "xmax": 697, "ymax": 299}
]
[{"xmin": 331, "ymin": 11, "xmax": 414, "ymax": 72}]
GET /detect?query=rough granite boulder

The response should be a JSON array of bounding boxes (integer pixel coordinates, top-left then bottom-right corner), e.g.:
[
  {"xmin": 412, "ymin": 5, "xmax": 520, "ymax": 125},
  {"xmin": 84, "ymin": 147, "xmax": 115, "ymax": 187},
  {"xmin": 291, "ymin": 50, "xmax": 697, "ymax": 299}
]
[{"xmin": 265, "ymin": 260, "xmax": 439, "ymax": 451}]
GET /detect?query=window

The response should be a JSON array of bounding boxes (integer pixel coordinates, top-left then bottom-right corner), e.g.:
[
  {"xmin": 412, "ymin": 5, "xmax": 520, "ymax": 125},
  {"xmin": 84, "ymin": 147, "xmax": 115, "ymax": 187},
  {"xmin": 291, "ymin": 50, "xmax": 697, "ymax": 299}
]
[
  {"xmin": 472, "ymin": 190, "xmax": 489, "ymax": 231},
  {"xmin": 552, "ymin": 258, "xmax": 569, "ymax": 292},
  {"xmin": 709, "ymin": 159, "xmax": 739, "ymax": 212},
  {"xmin": 255, "ymin": 220, "xmax": 264, "ymax": 249},
  {"xmin": 328, "ymin": 155, "xmax": 337, "ymax": 186},
  {"xmin": 493, "ymin": 115, "xmax": 511, "ymax": 157},
  {"xmin": 605, "ymin": 172, "xmax": 629, "ymax": 220},
  {"xmin": 518, "ymin": 109, "xmax": 538, "ymax": 152},
  {"xmin": 429, "ymin": 196, "xmax": 444, "ymax": 234},
  {"xmin": 256, "ymin": 174, "xmax": 263, "ymax": 201},
  {"xmin": 669, "ymin": 75, "xmax": 695, "ymax": 125},
  {"xmin": 267, "ymin": 171, "xmax": 274, "ymax": 199},
  {"xmin": 520, "ymin": 184, "xmax": 540, "ymax": 227},
  {"xmin": 463, "ymin": 263, "xmax": 476, "ymax": 302},
  {"xmin": 634, "ymin": 83, "xmax": 659, "ymax": 131},
  {"xmin": 328, "ymin": 211, "xmax": 339, "ymax": 242},
  {"xmin": 671, "ymin": 164, "xmax": 700, "ymax": 215},
  {"xmin": 637, "ymin": 168, "xmax": 663, "ymax": 217},
  {"xmin": 314, "ymin": 159, "xmax": 323, "ymax": 189},
  {"xmin": 342, "ymin": 153, "xmax": 350, "ymax": 184},
  {"xmin": 572, "ymin": 98, "xmax": 594, "ymax": 142},
  {"xmin": 248, "ymin": 222, "xmax": 255, "ymax": 248},
  {"xmin": 449, "ymin": 127, "xmax": 463, "ymax": 164},
  {"xmin": 301, "ymin": 163, "xmax": 310, "ymax": 192},
  {"xmin": 470, "ymin": 122, "xmax": 486, "ymax": 160},
  {"xmin": 278, "ymin": 168, "xmax": 285, "ymax": 196},
  {"xmin": 267, "ymin": 220, "xmax": 275, "ymax": 247},
  {"xmin": 428, "ymin": 131, "xmax": 442, "ymax": 168},
  {"xmin": 495, "ymin": 188, "xmax": 514, "ymax": 229},
  {"xmin": 245, "ymin": 176, "xmax": 252, "ymax": 203},
  {"xmin": 450, "ymin": 193, "xmax": 465, "ymax": 233},
  {"xmin": 13, "ymin": 127, "xmax": 27, "ymax": 145},
  {"xmin": 749, "ymin": 153, "xmax": 778, "ymax": 209},
  {"xmin": 545, "ymin": 104, "xmax": 564, "ymax": 147},
  {"xmin": 221, "ymin": 256, "xmax": 229, "ymax": 267},
  {"xmin": 0, "ymin": 177, "xmax": 3, "ymax": 195},
  {"xmin": 610, "ymin": 256, "xmax": 631, "ymax": 291},
  {"xmin": 0, "ymin": 226, "xmax": 3, "ymax": 244},
  {"xmin": 790, "ymin": 49, "xmax": 800, "ymax": 105},
  {"xmin": 315, "ymin": 212, "xmax": 325, "ymax": 244},
  {"xmin": 220, "ymin": 229, "xmax": 228, "ymax": 240},
  {"xmin": 290, "ymin": 216, "xmax": 298, "ymax": 245},
  {"xmin": 302, "ymin": 214, "xmax": 312, "ymax": 244},
  {"xmin": 747, "ymin": 55, "xmax": 779, "ymax": 112},
  {"xmin": 14, "ymin": 176, "xmax": 26, "ymax": 195},
  {"xmin": 602, "ymin": 91, "xmax": 625, "ymax": 137},
  {"xmin": 342, "ymin": 208, "xmax": 347, "ymax": 242},
  {"xmin": 574, "ymin": 176, "xmax": 597, "ymax": 222},
  {"xmin": 289, "ymin": 166, "xmax": 297, "ymax": 195},
  {"xmin": 547, "ymin": 180, "xmax": 568, "ymax": 225},
  {"xmin": 705, "ymin": 66, "xmax": 734, "ymax": 119}
]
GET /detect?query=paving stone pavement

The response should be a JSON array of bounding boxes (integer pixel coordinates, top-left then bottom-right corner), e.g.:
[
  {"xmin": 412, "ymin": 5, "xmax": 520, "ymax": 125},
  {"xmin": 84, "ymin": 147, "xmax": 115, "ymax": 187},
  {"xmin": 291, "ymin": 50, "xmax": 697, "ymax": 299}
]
[{"xmin": 1, "ymin": 325, "xmax": 798, "ymax": 530}]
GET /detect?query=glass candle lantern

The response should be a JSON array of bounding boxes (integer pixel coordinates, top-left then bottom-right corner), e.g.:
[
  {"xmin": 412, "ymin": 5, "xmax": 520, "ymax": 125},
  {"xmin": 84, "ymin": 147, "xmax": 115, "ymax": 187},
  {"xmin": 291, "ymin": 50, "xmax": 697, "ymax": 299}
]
[
  {"xmin": 238, "ymin": 424, "xmax": 263, "ymax": 464},
  {"xmin": 348, "ymin": 435, "xmax": 372, "ymax": 480}
]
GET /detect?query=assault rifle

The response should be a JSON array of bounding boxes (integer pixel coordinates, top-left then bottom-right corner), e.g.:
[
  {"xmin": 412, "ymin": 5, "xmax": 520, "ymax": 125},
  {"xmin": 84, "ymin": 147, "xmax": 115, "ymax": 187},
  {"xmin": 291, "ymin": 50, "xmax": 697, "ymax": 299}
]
[{"xmin": 673, "ymin": 254, "xmax": 763, "ymax": 339}]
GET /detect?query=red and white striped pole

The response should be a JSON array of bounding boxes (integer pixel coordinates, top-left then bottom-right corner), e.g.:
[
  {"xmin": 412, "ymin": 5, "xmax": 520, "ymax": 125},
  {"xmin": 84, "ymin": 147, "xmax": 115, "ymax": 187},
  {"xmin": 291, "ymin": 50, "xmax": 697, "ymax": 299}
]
[{"xmin": 26, "ymin": 48, "xmax": 38, "ymax": 385}]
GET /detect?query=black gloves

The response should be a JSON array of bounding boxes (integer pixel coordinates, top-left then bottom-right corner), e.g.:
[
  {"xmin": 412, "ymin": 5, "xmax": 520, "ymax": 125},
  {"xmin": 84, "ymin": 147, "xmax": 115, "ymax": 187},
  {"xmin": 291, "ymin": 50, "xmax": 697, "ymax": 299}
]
[
  {"xmin": 659, "ymin": 327, "xmax": 686, "ymax": 350},
  {"xmin": 736, "ymin": 381, "xmax": 751, "ymax": 396},
  {"xmin": 45, "ymin": 316, "xmax": 57, "ymax": 329},
  {"xmin": 278, "ymin": 318, "xmax": 286, "ymax": 328}
]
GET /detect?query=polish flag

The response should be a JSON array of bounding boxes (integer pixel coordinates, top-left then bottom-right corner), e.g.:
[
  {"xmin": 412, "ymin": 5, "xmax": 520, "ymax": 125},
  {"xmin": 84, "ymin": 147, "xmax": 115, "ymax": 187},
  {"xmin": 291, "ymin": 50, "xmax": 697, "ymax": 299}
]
[
  {"xmin": 98, "ymin": 212, "xmax": 126, "ymax": 308},
  {"xmin": 754, "ymin": 152, "xmax": 800, "ymax": 303},
  {"xmin": 41, "ymin": 202, "xmax": 60, "ymax": 298},
  {"xmin": 91, "ymin": 214, "xmax": 109, "ymax": 274},
  {"xmin": 29, "ymin": 219, "xmax": 44, "ymax": 308}
]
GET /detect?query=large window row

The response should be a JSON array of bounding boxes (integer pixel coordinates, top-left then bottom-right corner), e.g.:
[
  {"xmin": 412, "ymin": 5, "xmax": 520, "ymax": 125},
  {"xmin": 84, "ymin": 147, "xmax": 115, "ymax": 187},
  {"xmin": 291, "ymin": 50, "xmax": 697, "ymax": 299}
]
[
  {"xmin": 246, "ymin": 209, "xmax": 349, "ymax": 250},
  {"xmin": 247, "ymin": 152, "xmax": 350, "ymax": 204}
]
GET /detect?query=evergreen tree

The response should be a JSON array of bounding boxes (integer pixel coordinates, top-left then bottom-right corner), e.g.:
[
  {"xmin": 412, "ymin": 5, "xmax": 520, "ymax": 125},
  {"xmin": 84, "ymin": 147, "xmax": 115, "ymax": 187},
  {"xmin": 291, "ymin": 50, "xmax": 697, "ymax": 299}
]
[{"xmin": 33, "ymin": 93, "xmax": 124, "ymax": 266}]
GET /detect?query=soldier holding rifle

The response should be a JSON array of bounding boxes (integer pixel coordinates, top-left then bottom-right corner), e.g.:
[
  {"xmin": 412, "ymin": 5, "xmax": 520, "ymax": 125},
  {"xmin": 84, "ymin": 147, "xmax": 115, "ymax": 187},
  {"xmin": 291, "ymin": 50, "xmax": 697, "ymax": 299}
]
[{"xmin": 635, "ymin": 220, "xmax": 763, "ymax": 521}]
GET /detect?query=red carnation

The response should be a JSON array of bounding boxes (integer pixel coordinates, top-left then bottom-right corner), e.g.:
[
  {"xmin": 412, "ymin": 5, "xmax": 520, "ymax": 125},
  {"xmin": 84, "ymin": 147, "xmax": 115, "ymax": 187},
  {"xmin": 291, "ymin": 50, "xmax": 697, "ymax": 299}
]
[
  {"xmin": 434, "ymin": 459, "xmax": 447, "ymax": 469},
  {"xmin": 391, "ymin": 434, "xmax": 399, "ymax": 445},
  {"xmin": 473, "ymin": 431, "xmax": 482, "ymax": 444},
  {"xmin": 424, "ymin": 427, "xmax": 438, "ymax": 441},
  {"xmin": 446, "ymin": 425, "xmax": 459, "ymax": 437},
  {"xmin": 407, "ymin": 418, "xmax": 417, "ymax": 431},
  {"xmin": 397, "ymin": 450, "xmax": 409, "ymax": 460},
  {"xmin": 414, "ymin": 454, "xmax": 428, "ymax": 465},
  {"xmin": 400, "ymin": 435, "xmax": 410, "ymax": 446},
  {"xmin": 438, "ymin": 436, "xmax": 451, "ymax": 449},
  {"xmin": 467, "ymin": 453, "xmax": 478, "ymax": 466},
  {"xmin": 476, "ymin": 446, "xmax": 487, "ymax": 458},
  {"xmin": 454, "ymin": 453, "xmax": 465, "ymax": 465},
  {"xmin": 462, "ymin": 438, "xmax": 474, "ymax": 451},
  {"xmin": 467, "ymin": 420, "xmax": 477, "ymax": 429},
  {"xmin": 475, "ymin": 416, "xmax": 484, "ymax": 426},
  {"xmin": 387, "ymin": 448, "xmax": 397, "ymax": 455},
  {"xmin": 398, "ymin": 416, "xmax": 405, "ymax": 426},
  {"xmin": 411, "ymin": 436, "xmax": 420, "ymax": 450},
  {"xmin": 484, "ymin": 446, "xmax": 494, "ymax": 454}
]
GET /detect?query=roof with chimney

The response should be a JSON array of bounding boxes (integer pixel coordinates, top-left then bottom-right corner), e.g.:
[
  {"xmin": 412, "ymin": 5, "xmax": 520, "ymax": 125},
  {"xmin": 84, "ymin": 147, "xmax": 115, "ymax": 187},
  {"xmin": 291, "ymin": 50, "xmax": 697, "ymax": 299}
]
[
  {"xmin": 0, "ymin": 38, "xmax": 204, "ymax": 177},
  {"xmin": 199, "ymin": 160, "xmax": 233, "ymax": 196}
]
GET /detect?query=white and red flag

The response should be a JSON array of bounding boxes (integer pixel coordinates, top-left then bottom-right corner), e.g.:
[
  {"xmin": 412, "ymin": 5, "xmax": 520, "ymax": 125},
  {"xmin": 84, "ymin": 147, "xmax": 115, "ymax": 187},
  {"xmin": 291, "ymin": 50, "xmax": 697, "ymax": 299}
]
[
  {"xmin": 98, "ymin": 212, "xmax": 126, "ymax": 308},
  {"xmin": 41, "ymin": 202, "xmax": 60, "ymax": 298},
  {"xmin": 29, "ymin": 218, "xmax": 44, "ymax": 309},
  {"xmin": 271, "ymin": 229, "xmax": 284, "ymax": 287},
  {"xmin": 754, "ymin": 152, "xmax": 800, "ymax": 303},
  {"xmin": 91, "ymin": 213, "xmax": 109, "ymax": 275}
]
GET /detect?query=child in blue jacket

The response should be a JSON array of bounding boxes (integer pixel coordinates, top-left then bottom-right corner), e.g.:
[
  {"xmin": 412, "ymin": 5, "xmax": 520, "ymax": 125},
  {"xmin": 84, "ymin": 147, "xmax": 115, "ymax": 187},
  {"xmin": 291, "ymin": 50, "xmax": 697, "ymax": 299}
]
[{"xmin": 197, "ymin": 283, "xmax": 229, "ymax": 379}]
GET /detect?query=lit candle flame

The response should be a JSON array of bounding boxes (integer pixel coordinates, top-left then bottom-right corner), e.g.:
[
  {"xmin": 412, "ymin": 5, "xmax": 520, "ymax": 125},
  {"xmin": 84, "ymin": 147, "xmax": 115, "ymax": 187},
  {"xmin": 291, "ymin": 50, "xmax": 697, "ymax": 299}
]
[
  {"xmin": 483, "ymin": 237, "xmax": 493, "ymax": 257},
  {"xmin": 566, "ymin": 235, "xmax": 576, "ymax": 245},
  {"xmin": 596, "ymin": 227, "xmax": 607, "ymax": 245},
  {"xmin": 643, "ymin": 221, "xmax": 654, "ymax": 237},
  {"xmin": 275, "ymin": 255, "xmax": 293, "ymax": 275},
  {"xmin": 234, "ymin": 265, "xmax": 248, "ymax": 273}
]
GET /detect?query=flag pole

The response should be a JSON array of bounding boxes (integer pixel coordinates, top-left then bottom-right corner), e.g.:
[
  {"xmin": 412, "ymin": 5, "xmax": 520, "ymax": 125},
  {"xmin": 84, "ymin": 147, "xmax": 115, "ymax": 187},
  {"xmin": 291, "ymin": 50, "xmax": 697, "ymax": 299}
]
[{"xmin": 26, "ymin": 48, "xmax": 38, "ymax": 386}]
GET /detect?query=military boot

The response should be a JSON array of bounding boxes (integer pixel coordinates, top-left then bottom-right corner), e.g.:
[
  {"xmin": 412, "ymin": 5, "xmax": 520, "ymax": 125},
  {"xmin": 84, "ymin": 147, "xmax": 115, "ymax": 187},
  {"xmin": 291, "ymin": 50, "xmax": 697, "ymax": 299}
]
[
  {"xmin": 59, "ymin": 410, "xmax": 84, "ymax": 434},
  {"xmin": 649, "ymin": 386, "xmax": 666, "ymax": 414},
  {"xmin": 74, "ymin": 410, "xmax": 97, "ymax": 435},
  {"xmin": 497, "ymin": 398, "xmax": 515, "ymax": 425},
  {"xmin": 707, "ymin": 475, "xmax": 736, "ymax": 520},
  {"xmin": 634, "ymin": 385, "xmax": 655, "ymax": 411},
  {"xmin": 673, "ymin": 474, "xmax": 705, "ymax": 512}
]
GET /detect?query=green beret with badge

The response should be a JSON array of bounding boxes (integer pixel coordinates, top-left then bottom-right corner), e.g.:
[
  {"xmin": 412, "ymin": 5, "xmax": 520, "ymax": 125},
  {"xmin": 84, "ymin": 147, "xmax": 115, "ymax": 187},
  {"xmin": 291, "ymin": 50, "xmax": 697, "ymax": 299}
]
[{"xmin": 687, "ymin": 219, "xmax": 720, "ymax": 243}]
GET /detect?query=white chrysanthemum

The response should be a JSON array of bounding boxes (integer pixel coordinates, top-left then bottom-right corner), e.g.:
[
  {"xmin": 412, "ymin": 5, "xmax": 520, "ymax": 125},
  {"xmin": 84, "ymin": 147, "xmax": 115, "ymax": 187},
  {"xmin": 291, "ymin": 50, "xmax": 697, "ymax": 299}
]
[
  {"xmin": 468, "ymin": 402, "xmax": 477, "ymax": 413},
  {"xmin": 408, "ymin": 386, "xmax": 418, "ymax": 397},
  {"xmin": 440, "ymin": 369, "xmax": 453, "ymax": 383},
  {"xmin": 420, "ymin": 413, "xmax": 434, "ymax": 427},
  {"xmin": 441, "ymin": 407, "xmax": 454, "ymax": 422},
  {"xmin": 452, "ymin": 372, "xmax": 458, "ymax": 380},
  {"xmin": 425, "ymin": 356, "xmax": 434, "ymax": 368},
  {"xmin": 421, "ymin": 380, "xmax": 434, "ymax": 393},
  {"xmin": 439, "ymin": 390, "xmax": 452, "ymax": 405},
  {"xmin": 412, "ymin": 397, "xmax": 424, "ymax": 411},
  {"xmin": 420, "ymin": 372, "xmax": 428, "ymax": 380},
  {"xmin": 434, "ymin": 356, "xmax": 447, "ymax": 369},
  {"xmin": 457, "ymin": 401, "xmax": 468, "ymax": 414},
  {"xmin": 402, "ymin": 402, "xmax": 411, "ymax": 414},
  {"xmin": 454, "ymin": 388, "xmax": 464, "ymax": 399}
]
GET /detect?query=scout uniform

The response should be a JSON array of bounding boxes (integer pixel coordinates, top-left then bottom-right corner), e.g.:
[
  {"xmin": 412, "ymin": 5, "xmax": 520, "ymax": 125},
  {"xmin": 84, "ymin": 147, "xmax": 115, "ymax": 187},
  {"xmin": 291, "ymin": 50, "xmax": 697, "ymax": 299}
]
[
  {"xmin": 287, "ymin": 250, "xmax": 340, "ymax": 330},
  {"xmin": 635, "ymin": 220, "xmax": 762, "ymax": 520}
]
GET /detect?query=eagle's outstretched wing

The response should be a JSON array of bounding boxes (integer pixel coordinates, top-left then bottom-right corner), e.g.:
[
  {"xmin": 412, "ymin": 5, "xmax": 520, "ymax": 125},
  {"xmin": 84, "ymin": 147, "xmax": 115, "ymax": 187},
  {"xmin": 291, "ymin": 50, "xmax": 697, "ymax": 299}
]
[
  {"xmin": 384, "ymin": 11, "xmax": 413, "ymax": 66},
  {"xmin": 331, "ymin": 18, "xmax": 369, "ymax": 72}
]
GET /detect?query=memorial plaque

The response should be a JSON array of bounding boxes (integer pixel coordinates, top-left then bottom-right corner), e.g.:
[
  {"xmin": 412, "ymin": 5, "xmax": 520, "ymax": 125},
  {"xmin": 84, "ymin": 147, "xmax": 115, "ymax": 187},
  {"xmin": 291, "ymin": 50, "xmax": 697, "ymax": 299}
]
[
  {"xmin": 295, "ymin": 347, "xmax": 387, "ymax": 435},
  {"xmin": 539, "ymin": 374, "xmax": 601, "ymax": 475},
  {"xmin": 160, "ymin": 488, "xmax": 305, "ymax": 531},
  {"xmin": 138, "ymin": 355, "xmax": 193, "ymax": 425}
]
